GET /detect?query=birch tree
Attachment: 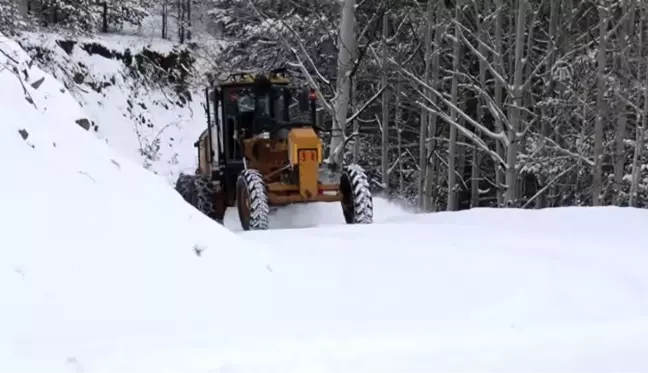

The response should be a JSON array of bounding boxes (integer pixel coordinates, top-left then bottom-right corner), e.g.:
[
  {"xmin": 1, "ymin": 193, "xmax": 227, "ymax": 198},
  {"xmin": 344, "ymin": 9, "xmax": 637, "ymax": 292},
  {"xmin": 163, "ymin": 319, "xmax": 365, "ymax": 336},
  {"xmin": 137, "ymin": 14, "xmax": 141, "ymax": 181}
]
[{"xmin": 329, "ymin": 0, "xmax": 357, "ymax": 166}]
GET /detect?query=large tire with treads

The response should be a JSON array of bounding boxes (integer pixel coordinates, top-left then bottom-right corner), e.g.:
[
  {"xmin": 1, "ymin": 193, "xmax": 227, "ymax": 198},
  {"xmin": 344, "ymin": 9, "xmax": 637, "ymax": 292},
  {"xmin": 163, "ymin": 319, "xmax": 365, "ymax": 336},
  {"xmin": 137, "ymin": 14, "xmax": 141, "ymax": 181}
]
[
  {"xmin": 175, "ymin": 173, "xmax": 195, "ymax": 203},
  {"xmin": 236, "ymin": 169, "xmax": 269, "ymax": 231},
  {"xmin": 175, "ymin": 173, "xmax": 224, "ymax": 224},
  {"xmin": 192, "ymin": 175, "xmax": 224, "ymax": 224},
  {"xmin": 340, "ymin": 164, "xmax": 373, "ymax": 224}
]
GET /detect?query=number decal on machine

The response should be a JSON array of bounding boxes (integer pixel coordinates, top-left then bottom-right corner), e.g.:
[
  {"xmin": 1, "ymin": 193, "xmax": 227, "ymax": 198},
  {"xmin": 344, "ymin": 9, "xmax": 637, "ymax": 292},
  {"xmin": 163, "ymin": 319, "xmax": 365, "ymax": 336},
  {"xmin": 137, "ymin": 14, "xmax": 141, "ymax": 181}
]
[{"xmin": 298, "ymin": 149, "xmax": 318, "ymax": 162}]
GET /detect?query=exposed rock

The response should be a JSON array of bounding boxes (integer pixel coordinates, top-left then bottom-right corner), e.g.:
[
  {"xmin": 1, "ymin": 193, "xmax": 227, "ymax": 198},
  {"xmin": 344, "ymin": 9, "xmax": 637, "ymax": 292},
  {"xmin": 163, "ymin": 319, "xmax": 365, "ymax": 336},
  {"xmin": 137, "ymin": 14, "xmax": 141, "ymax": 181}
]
[
  {"xmin": 73, "ymin": 72, "xmax": 85, "ymax": 84},
  {"xmin": 76, "ymin": 118, "xmax": 91, "ymax": 130},
  {"xmin": 18, "ymin": 129, "xmax": 29, "ymax": 140},
  {"xmin": 31, "ymin": 76, "xmax": 45, "ymax": 89}
]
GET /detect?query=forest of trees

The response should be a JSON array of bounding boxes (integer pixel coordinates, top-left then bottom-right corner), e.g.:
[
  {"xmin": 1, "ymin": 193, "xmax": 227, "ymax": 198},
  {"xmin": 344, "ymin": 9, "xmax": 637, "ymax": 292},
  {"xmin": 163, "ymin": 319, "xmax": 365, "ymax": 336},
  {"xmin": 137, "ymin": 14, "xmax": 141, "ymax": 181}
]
[
  {"xmin": 2, "ymin": 0, "xmax": 647, "ymax": 212},
  {"xmin": 0, "ymin": 0, "xmax": 190, "ymax": 37},
  {"xmin": 211, "ymin": 0, "xmax": 648, "ymax": 211}
]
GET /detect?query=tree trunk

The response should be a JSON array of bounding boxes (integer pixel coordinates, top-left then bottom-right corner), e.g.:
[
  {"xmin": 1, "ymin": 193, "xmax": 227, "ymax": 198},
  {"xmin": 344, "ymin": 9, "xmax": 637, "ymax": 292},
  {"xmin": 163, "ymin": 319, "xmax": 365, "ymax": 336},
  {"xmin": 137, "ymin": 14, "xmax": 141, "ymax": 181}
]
[
  {"xmin": 381, "ymin": 11, "xmax": 390, "ymax": 195},
  {"xmin": 329, "ymin": 0, "xmax": 356, "ymax": 166},
  {"xmin": 447, "ymin": 4, "xmax": 460, "ymax": 211},
  {"xmin": 630, "ymin": 115, "xmax": 646, "ymax": 207},
  {"xmin": 630, "ymin": 9, "xmax": 646, "ymax": 207},
  {"xmin": 349, "ymin": 9, "xmax": 360, "ymax": 164},
  {"xmin": 162, "ymin": 0, "xmax": 168, "ymax": 39},
  {"xmin": 612, "ymin": 0, "xmax": 634, "ymax": 205},
  {"xmin": 352, "ymin": 76, "xmax": 359, "ymax": 163},
  {"xmin": 396, "ymin": 71, "xmax": 404, "ymax": 195},
  {"xmin": 424, "ymin": 4, "xmax": 443, "ymax": 211},
  {"xmin": 100, "ymin": 1, "xmax": 108, "ymax": 32},
  {"xmin": 494, "ymin": 0, "xmax": 505, "ymax": 206},
  {"xmin": 472, "ymin": 0, "xmax": 488, "ymax": 208},
  {"xmin": 505, "ymin": 0, "xmax": 527, "ymax": 206},
  {"xmin": 186, "ymin": 0, "xmax": 192, "ymax": 40},
  {"xmin": 592, "ymin": 3, "xmax": 608, "ymax": 206},
  {"xmin": 178, "ymin": 0, "xmax": 186, "ymax": 43},
  {"xmin": 419, "ymin": 0, "xmax": 434, "ymax": 210},
  {"xmin": 538, "ymin": 0, "xmax": 559, "ymax": 208}
]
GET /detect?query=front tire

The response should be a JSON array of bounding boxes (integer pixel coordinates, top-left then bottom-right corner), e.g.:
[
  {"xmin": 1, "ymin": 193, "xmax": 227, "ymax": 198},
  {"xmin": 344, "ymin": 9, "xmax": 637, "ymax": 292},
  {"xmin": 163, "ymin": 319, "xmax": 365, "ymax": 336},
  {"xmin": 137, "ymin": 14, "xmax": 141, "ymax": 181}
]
[
  {"xmin": 236, "ymin": 169, "xmax": 269, "ymax": 231},
  {"xmin": 340, "ymin": 164, "xmax": 373, "ymax": 224}
]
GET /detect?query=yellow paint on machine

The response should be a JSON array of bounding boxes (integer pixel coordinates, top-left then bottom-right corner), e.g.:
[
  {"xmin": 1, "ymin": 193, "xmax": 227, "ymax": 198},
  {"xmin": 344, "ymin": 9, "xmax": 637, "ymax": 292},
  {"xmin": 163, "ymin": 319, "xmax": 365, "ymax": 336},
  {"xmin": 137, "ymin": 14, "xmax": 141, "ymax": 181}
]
[{"xmin": 288, "ymin": 128, "xmax": 322, "ymax": 199}]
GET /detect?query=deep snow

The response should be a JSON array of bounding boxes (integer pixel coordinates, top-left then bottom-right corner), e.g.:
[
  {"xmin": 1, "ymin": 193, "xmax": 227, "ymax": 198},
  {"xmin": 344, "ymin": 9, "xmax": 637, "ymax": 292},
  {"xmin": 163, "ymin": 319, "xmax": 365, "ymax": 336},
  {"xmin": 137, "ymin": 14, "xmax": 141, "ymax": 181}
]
[
  {"xmin": 4, "ymin": 31, "xmax": 648, "ymax": 372},
  {"xmin": 0, "ymin": 33, "xmax": 272, "ymax": 371}
]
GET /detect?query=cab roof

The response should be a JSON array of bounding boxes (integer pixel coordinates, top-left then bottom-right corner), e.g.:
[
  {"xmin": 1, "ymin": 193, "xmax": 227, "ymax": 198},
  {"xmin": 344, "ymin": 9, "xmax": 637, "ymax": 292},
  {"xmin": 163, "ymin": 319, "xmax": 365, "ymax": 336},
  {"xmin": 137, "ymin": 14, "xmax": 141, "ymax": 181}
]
[{"xmin": 215, "ymin": 71, "xmax": 291, "ymax": 87}]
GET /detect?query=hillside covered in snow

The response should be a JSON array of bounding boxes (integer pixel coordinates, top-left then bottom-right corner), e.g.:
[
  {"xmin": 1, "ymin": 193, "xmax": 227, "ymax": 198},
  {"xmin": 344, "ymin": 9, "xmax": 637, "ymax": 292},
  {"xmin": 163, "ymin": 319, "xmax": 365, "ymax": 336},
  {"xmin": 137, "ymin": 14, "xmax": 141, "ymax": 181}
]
[
  {"xmin": 12, "ymin": 30, "xmax": 223, "ymax": 183},
  {"xmin": 0, "ymin": 32, "xmax": 272, "ymax": 370}
]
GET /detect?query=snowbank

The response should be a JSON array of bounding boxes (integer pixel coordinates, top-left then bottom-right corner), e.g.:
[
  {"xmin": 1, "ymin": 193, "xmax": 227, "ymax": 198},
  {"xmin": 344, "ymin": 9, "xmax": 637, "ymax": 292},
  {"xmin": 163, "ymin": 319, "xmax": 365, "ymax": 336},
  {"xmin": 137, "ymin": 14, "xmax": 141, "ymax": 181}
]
[{"xmin": 0, "ymin": 33, "xmax": 271, "ymax": 371}]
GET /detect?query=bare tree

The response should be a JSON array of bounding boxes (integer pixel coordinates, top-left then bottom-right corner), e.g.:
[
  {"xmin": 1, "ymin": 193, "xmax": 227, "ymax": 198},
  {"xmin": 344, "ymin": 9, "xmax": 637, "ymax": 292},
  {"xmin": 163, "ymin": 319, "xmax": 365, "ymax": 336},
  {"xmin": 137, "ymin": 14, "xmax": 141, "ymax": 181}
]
[
  {"xmin": 592, "ymin": 1, "xmax": 608, "ymax": 206},
  {"xmin": 629, "ymin": 7, "xmax": 647, "ymax": 207},
  {"xmin": 380, "ymin": 11, "xmax": 390, "ymax": 194},
  {"xmin": 329, "ymin": 0, "xmax": 357, "ymax": 166},
  {"xmin": 447, "ymin": 3, "xmax": 460, "ymax": 211}
]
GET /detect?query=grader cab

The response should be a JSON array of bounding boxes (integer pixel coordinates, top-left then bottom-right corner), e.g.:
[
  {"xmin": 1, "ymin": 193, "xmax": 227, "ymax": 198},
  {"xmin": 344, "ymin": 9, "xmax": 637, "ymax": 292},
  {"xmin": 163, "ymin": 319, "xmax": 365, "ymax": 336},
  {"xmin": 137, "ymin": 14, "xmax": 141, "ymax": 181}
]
[{"xmin": 174, "ymin": 69, "xmax": 373, "ymax": 230}]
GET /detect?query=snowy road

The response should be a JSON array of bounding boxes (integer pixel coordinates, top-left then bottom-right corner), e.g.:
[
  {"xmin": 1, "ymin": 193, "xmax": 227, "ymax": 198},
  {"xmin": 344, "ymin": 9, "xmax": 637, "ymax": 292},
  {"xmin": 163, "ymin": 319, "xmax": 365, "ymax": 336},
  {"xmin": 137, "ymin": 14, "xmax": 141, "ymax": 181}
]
[{"xmin": 216, "ymin": 204, "xmax": 648, "ymax": 372}]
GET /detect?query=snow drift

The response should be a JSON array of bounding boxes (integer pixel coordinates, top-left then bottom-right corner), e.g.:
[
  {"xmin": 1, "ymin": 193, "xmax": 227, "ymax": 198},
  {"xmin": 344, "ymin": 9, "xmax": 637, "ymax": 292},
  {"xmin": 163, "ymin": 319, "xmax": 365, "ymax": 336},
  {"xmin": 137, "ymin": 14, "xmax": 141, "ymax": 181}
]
[{"xmin": 0, "ymin": 33, "xmax": 272, "ymax": 371}]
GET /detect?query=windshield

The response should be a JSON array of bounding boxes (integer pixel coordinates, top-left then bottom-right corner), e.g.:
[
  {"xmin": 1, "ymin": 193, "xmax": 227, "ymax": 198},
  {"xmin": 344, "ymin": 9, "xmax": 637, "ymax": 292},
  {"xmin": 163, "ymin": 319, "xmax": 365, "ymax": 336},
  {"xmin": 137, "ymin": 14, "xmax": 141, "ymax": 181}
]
[
  {"xmin": 274, "ymin": 86, "xmax": 313, "ymax": 125},
  {"xmin": 237, "ymin": 93, "xmax": 254, "ymax": 112},
  {"xmin": 226, "ymin": 85, "xmax": 313, "ymax": 125}
]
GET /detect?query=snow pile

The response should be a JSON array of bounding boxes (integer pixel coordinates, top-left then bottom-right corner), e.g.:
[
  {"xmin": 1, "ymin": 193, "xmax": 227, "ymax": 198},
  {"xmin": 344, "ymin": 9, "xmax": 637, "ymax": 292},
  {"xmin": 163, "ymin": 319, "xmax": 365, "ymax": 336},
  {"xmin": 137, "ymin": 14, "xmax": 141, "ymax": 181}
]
[
  {"xmin": 16, "ymin": 31, "xmax": 225, "ymax": 183},
  {"xmin": 0, "ymin": 33, "xmax": 272, "ymax": 371}
]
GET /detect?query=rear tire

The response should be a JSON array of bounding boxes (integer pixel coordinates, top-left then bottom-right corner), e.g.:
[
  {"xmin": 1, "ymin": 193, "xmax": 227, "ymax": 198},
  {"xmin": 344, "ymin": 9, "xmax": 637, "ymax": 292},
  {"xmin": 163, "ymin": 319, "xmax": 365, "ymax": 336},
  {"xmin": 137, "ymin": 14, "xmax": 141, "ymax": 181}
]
[
  {"xmin": 176, "ymin": 173, "xmax": 224, "ymax": 225},
  {"xmin": 193, "ymin": 175, "xmax": 224, "ymax": 224},
  {"xmin": 236, "ymin": 169, "xmax": 269, "ymax": 231},
  {"xmin": 175, "ymin": 173, "xmax": 195, "ymax": 203},
  {"xmin": 340, "ymin": 164, "xmax": 373, "ymax": 224}
]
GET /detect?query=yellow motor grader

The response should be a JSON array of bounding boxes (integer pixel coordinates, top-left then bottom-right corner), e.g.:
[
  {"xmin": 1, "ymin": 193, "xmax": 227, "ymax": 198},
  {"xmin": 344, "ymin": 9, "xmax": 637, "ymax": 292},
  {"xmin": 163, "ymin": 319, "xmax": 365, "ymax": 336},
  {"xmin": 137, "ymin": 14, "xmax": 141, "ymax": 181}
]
[{"xmin": 174, "ymin": 69, "xmax": 373, "ymax": 230}]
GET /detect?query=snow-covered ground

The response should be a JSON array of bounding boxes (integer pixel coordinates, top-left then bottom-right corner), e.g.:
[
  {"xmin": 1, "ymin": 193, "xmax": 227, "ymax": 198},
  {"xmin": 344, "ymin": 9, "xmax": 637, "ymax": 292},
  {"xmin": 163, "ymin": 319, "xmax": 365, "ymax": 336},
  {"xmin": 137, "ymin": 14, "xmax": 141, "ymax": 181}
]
[
  {"xmin": 223, "ymin": 196, "xmax": 411, "ymax": 231},
  {"xmin": 238, "ymin": 206, "xmax": 648, "ymax": 372},
  {"xmin": 4, "ymin": 32, "xmax": 648, "ymax": 372},
  {"xmin": 16, "ymin": 30, "xmax": 225, "ymax": 183},
  {"xmin": 0, "ymin": 32, "xmax": 270, "ymax": 371}
]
